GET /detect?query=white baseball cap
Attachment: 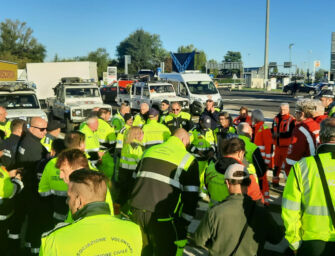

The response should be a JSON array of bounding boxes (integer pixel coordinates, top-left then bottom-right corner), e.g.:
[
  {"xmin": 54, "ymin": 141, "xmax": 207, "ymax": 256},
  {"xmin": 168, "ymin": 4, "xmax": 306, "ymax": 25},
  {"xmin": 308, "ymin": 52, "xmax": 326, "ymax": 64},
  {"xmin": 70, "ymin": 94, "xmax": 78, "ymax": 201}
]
[{"xmin": 224, "ymin": 163, "xmax": 249, "ymax": 180}]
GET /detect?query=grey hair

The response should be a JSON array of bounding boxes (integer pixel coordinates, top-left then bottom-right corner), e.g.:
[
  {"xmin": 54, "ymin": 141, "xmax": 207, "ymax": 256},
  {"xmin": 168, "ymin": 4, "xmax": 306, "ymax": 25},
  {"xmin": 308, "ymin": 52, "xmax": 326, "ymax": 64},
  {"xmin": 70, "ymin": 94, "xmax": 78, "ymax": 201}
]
[
  {"xmin": 236, "ymin": 122, "xmax": 251, "ymax": 136},
  {"xmin": 313, "ymin": 99, "xmax": 325, "ymax": 117},
  {"xmin": 280, "ymin": 102, "xmax": 289, "ymax": 108},
  {"xmin": 295, "ymin": 98, "xmax": 318, "ymax": 118},
  {"xmin": 251, "ymin": 109, "xmax": 264, "ymax": 123},
  {"xmin": 320, "ymin": 118, "xmax": 335, "ymax": 143}
]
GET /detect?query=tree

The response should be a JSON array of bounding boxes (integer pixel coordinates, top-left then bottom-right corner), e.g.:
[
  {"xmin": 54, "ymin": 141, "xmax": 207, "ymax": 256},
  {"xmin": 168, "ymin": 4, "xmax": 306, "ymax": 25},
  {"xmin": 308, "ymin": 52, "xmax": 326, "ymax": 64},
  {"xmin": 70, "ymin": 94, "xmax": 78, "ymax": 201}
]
[
  {"xmin": 177, "ymin": 44, "xmax": 207, "ymax": 72},
  {"xmin": 87, "ymin": 48, "xmax": 110, "ymax": 80},
  {"xmin": 223, "ymin": 51, "xmax": 242, "ymax": 62},
  {"xmin": 315, "ymin": 68, "xmax": 328, "ymax": 82},
  {"xmin": 116, "ymin": 29, "xmax": 167, "ymax": 73},
  {"xmin": 0, "ymin": 19, "xmax": 46, "ymax": 68}
]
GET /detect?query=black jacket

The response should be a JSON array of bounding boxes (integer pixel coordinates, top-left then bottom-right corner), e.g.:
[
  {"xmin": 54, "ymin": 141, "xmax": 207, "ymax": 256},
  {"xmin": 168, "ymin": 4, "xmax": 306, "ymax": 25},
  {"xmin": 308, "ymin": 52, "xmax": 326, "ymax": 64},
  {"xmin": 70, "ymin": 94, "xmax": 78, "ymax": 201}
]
[
  {"xmin": 200, "ymin": 109, "xmax": 219, "ymax": 131},
  {"xmin": 0, "ymin": 134, "xmax": 21, "ymax": 170},
  {"xmin": 17, "ymin": 131, "xmax": 48, "ymax": 190}
]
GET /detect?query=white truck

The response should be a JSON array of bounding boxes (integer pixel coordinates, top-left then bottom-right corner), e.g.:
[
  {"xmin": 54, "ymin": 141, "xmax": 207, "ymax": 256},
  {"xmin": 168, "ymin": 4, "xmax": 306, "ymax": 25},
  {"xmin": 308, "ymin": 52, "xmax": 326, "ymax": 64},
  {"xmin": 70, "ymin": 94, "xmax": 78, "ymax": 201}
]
[
  {"xmin": 116, "ymin": 81, "xmax": 189, "ymax": 111},
  {"xmin": 50, "ymin": 77, "xmax": 111, "ymax": 131},
  {"xmin": 159, "ymin": 71, "xmax": 223, "ymax": 115},
  {"xmin": 26, "ymin": 61, "xmax": 98, "ymax": 104},
  {"xmin": 0, "ymin": 81, "xmax": 48, "ymax": 121}
]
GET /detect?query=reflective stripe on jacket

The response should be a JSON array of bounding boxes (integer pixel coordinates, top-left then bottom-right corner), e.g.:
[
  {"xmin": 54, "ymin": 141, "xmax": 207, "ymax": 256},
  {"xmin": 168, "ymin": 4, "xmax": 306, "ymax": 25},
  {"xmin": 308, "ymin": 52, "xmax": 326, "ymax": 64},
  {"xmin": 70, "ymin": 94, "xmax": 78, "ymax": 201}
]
[{"xmin": 282, "ymin": 151, "xmax": 335, "ymax": 250}]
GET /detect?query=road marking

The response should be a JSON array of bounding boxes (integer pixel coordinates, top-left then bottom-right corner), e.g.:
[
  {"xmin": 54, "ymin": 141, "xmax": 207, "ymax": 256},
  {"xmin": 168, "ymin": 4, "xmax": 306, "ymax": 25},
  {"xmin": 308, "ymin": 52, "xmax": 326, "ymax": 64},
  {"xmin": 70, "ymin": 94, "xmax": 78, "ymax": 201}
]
[{"xmin": 223, "ymin": 98, "xmax": 288, "ymax": 102}]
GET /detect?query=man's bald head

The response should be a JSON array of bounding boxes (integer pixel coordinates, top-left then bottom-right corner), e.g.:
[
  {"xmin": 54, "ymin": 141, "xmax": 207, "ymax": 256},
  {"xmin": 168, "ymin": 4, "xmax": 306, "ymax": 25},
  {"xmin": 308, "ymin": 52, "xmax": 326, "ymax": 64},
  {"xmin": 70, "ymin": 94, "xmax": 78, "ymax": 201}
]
[
  {"xmin": 173, "ymin": 128, "xmax": 190, "ymax": 147},
  {"xmin": 0, "ymin": 106, "xmax": 7, "ymax": 122},
  {"xmin": 29, "ymin": 117, "xmax": 48, "ymax": 139}
]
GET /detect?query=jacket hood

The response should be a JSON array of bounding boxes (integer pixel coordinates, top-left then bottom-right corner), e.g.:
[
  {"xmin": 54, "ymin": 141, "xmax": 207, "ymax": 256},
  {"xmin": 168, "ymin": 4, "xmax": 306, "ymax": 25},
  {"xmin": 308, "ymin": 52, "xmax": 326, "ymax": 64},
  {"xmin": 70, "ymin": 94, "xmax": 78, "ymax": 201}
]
[{"xmin": 215, "ymin": 157, "xmax": 239, "ymax": 175}]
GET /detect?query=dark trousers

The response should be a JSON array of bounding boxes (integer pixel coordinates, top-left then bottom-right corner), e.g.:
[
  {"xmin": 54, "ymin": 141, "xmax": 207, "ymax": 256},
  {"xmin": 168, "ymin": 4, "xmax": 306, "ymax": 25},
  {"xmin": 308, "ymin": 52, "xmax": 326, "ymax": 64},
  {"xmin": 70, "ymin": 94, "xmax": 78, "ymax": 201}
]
[
  {"xmin": 0, "ymin": 219, "xmax": 10, "ymax": 255},
  {"xmin": 297, "ymin": 240, "xmax": 335, "ymax": 256},
  {"xmin": 118, "ymin": 169, "xmax": 135, "ymax": 206},
  {"xmin": 130, "ymin": 209, "xmax": 179, "ymax": 256}
]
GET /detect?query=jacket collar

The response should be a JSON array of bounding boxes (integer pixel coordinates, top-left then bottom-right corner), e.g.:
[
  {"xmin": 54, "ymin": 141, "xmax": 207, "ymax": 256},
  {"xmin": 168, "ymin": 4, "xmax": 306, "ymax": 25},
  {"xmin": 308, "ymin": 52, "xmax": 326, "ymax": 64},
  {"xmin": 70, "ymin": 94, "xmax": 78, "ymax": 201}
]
[
  {"xmin": 316, "ymin": 143, "xmax": 335, "ymax": 155},
  {"xmin": 167, "ymin": 136, "xmax": 185, "ymax": 149},
  {"xmin": 72, "ymin": 201, "xmax": 110, "ymax": 221},
  {"xmin": 254, "ymin": 121, "xmax": 264, "ymax": 130}
]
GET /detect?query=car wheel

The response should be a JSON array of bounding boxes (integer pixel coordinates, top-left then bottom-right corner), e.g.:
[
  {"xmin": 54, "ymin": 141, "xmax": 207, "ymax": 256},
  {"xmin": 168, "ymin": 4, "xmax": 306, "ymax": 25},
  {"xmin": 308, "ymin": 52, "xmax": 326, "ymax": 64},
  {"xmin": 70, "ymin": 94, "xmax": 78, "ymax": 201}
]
[
  {"xmin": 309, "ymin": 90, "xmax": 315, "ymax": 95},
  {"xmin": 286, "ymin": 89, "xmax": 292, "ymax": 95}
]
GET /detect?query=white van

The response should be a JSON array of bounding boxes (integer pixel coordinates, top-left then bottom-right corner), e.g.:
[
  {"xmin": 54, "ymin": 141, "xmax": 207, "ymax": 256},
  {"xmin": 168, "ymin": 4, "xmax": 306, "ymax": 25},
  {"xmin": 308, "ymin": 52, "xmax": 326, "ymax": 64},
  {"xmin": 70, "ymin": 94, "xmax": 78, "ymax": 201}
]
[{"xmin": 159, "ymin": 71, "xmax": 223, "ymax": 115}]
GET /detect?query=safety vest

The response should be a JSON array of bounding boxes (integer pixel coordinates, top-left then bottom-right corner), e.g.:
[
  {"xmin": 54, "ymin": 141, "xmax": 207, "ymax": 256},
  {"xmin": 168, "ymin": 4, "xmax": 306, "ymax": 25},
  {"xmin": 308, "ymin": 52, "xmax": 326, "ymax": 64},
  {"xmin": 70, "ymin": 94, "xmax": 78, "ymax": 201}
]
[
  {"xmin": 96, "ymin": 118, "xmax": 116, "ymax": 148},
  {"xmin": 79, "ymin": 123, "xmax": 100, "ymax": 155},
  {"xmin": 111, "ymin": 112, "xmax": 125, "ymax": 133},
  {"xmin": 189, "ymin": 128, "xmax": 215, "ymax": 157},
  {"xmin": 98, "ymin": 152, "xmax": 115, "ymax": 180},
  {"xmin": 205, "ymin": 161, "xmax": 229, "ymax": 207},
  {"xmin": 213, "ymin": 126, "xmax": 236, "ymax": 145},
  {"xmin": 40, "ymin": 202, "xmax": 142, "ymax": 256},
  {"xmin": 133, "ymin": 113, "xmax": 147, "ymax": 128},
  {"xmin": 238, "ymin": 135, "xmax": 258, "ymax": 164},
  {"xmin": 0, "ymin": 120, "xmax": 11, "ymax": 139},
  {"xmin": 282, "ymin": 152, "xmax": 335, "ymax": 250},
  {"xmin": 205, "ymin": 160, "xmax": 260, "ymax": 207},
  {"xmin": 142, "ymin": 119, "xmax": 171, "ymax": 148},
  {"xmin": 115, "ymin": 124, "xmax": 131, "ymax": 150},
  {"xmin": 38, "ymin": 158, "xmax": 68, "ymax": 221},
  {"xmin": 254, "ymin": 122, "xmax": 273, "ymax": 166},
  {"xmin": 131, "ymin": 136, "xmax": 198, "ymax": 220},
  {"xmin": 273, "ymin": 114, "xmax": 295, "ymax": 147},
  {"xmin": 159, "ymin": 110, "xmax": 169, "ymax": 124},
  {"xmin": 119, "ymin": 141, "xmax": 143, "ymax": 172},
  {"xmin": 285, "ymin": 118, "xmax": 320, "ymax": 170},
  {"xmin": 41, "ymin": 134, "xmax": 55, "ymax": 153},
  {"xmin": 0, "ymin": 165, "xmax": 23, "ymax": 221},
  {"xmin": 164, "ymin": 111, "xmax": 192, "ymax": 132},
  {"xmin": 328, "ymin": 104, "xmax": 335, "ymax": 117}
]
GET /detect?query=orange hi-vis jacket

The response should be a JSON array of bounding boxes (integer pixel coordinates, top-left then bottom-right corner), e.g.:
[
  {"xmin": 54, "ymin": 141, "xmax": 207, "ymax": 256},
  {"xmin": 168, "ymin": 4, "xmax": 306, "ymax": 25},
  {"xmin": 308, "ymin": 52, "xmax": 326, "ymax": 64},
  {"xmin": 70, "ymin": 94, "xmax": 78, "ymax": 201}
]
[
  {"xmin": 285, "ymin": 118, "xmax": 320, "ymax": 174},
  {"xmin": 254, "ymin": 122, "xmax": 274, "ymax": 168},
  {"xmin": 272, "ymin": 114, "xmax": 295, "ymax": 147}
]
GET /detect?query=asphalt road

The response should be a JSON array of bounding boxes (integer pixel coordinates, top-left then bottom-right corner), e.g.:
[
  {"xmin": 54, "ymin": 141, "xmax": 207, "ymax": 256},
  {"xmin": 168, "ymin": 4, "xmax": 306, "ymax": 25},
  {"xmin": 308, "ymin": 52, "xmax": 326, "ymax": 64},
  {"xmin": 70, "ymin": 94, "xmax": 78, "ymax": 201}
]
[{"xmin": 218, "ymin": 89, "xmax": 297, "ymax": 116}]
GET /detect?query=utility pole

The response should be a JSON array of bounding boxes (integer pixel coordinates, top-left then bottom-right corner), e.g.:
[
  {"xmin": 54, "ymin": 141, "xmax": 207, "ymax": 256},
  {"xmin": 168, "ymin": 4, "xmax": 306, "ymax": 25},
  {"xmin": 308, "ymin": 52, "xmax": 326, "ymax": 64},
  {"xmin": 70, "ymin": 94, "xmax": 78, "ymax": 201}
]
[
  {"xmin": 289, "ymin": 43, "xmax": 294, "ymax": 78},
  {"xmin": 264, "ymin": 0, "xmax": 270, "ymax": 89}
]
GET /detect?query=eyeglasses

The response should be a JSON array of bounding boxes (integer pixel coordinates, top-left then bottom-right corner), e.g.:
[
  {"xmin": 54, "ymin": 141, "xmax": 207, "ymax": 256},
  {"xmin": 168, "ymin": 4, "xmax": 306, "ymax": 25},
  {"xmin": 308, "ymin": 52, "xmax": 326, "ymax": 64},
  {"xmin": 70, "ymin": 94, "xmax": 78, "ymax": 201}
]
[
  {"xmin": 31, "ymin": 126, "xmax": 47, "ymax": 132},
  {"xmin": 172, "ymin": 109, "xmax": 180, "ymax": 112}
]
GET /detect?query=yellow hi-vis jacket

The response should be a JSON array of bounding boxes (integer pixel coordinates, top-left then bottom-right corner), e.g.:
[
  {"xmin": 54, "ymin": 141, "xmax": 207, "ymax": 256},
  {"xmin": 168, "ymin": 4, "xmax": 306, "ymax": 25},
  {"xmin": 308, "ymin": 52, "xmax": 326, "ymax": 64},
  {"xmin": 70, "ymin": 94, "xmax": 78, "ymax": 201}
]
[
  {"xmin": 40, "ymin": 202, "xmax": 142, "ymax": 256},
  {"xmin": 142, "ymin": 119, "xmax": 171, "ymax": 148},
  {"xmin": 0, "ymin": 120, "xmax": 11, "ymax": 139},
  {"xmin": 282, "ymin": 151, "xmax": 335, "ymax": 250}
]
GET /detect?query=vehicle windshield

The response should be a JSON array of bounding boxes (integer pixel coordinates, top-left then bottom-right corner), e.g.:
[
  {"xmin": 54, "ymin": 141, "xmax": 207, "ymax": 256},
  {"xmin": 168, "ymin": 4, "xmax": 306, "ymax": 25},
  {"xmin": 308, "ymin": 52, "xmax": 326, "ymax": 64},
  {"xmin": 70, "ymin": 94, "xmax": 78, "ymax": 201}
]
[
  {"xmin": 187, "ymin": 81, "xmax": 218, "ymax": 95},
  {"xmin": 0, "ymin": 94, "xmax": 39, "ymax": 109},
  {"xmin": 149, "ymin": 84, "xmax": 175, "ymax": 94},
  {"xmin": 66, "ymin": 88, "xmax": 100, "ymax": 98}
]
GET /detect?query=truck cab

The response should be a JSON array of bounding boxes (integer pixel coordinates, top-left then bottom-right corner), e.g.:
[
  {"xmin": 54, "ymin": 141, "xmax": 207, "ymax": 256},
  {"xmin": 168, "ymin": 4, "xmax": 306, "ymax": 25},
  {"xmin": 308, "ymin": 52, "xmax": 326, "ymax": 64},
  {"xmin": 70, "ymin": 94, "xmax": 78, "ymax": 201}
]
[
  {"xmin": 0, "ymin": 81, "xmax": 47, "ymax": 121},
  {"xmin": 159, "ymin": 71, "xmax": 223, "ymax": 115},
  {"xmin": 116, "ymin": 81, "xmax": 189, "ymax": 111},
  {"xmin": 51, "ymin": 77, "xmax": 111, "ymax": 131}
]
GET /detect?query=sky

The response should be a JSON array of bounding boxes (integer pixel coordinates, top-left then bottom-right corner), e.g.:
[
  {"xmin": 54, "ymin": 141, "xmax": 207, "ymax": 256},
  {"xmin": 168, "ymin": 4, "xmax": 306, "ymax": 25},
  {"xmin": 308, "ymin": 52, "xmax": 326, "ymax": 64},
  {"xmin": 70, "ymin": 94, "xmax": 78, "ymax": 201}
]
[{"xmin": 1, "ymin": 0, "xmax": 334, "ymax": 71}]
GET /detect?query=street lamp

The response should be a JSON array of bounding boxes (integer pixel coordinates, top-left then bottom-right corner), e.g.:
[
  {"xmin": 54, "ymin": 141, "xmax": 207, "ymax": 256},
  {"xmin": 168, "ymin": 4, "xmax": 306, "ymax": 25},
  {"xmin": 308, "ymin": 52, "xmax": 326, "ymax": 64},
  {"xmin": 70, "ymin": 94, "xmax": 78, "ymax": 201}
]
[
  {"xmin": 289, "ymin": 43, "xmax": 294, "ymax": 78},
  {"xmin": 264, "ymin": 0, "xmax": 270, "ymax": 88}
]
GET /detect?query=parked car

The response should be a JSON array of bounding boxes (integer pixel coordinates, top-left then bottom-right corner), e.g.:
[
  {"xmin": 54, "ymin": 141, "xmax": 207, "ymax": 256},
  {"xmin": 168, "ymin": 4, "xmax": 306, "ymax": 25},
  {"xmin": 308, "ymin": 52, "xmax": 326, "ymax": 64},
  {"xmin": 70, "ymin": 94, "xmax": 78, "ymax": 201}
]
[{"xmin": 283, "ymin": 82, "xmax": 317, "ymax": 95}]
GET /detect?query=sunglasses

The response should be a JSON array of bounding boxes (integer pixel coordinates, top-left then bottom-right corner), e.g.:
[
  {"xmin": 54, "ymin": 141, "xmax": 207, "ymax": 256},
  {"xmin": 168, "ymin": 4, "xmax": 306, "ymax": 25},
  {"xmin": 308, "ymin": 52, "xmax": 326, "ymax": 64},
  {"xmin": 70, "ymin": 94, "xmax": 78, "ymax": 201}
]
[
  {"xmin": 172, "ymin": 109, "xmax": 180, "ymax": 112},
  {"xmin": 31, "ymin": 126, "xmax": 47, "ymax": 132}
]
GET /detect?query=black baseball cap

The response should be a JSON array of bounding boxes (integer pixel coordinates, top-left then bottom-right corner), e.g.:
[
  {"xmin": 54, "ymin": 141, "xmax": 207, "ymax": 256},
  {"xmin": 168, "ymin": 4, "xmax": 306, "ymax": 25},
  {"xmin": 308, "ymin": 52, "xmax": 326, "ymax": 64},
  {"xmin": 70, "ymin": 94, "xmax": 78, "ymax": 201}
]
[{"xmin": 161, "ymin": 99, "xmax": 169, "ymax": 105}]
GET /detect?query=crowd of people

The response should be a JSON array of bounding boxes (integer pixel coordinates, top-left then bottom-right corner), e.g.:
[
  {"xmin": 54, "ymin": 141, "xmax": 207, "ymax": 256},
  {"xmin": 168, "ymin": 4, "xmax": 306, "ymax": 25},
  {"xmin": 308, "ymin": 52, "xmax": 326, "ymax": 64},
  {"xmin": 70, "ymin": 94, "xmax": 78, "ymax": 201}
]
[{"xmin": 1, "ymin": 88, "xmax": 335, "ymax": 256}]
